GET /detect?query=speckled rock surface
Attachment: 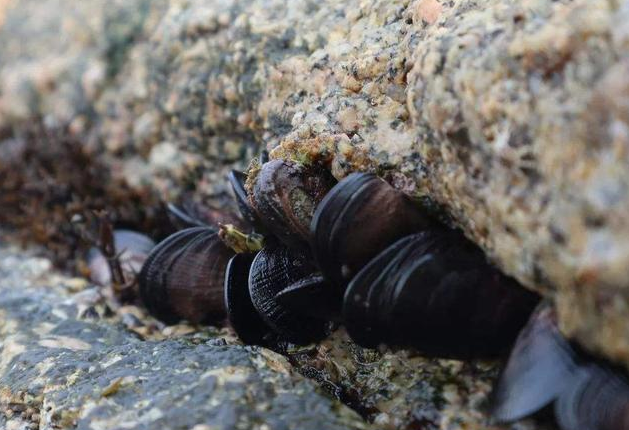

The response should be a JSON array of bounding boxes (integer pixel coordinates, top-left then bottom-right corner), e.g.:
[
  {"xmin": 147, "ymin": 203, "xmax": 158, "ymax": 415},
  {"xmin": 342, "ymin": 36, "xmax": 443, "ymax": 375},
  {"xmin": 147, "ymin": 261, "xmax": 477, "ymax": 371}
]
[
  {"xmin": 1, "ymin": 0, "xmax": 628, "ymax": 372},
  {"xmin": 0, "ymin": 240, "xmax": 366, "ymax": 430},
  {"xmin": 284, "ymin": 331, "xmax": 554, "ymax": 430},
  {"xmin": 0, "ymin": 239, "xmax": 553, "ymax": 429}
]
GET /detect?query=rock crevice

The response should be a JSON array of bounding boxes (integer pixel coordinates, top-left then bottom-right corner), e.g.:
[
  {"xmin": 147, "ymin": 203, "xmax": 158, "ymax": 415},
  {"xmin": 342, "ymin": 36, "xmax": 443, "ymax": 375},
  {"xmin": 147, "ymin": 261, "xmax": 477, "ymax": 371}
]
[{"xmin": 1, "ymin": 0, "xmax": 629, "ymax": 365}]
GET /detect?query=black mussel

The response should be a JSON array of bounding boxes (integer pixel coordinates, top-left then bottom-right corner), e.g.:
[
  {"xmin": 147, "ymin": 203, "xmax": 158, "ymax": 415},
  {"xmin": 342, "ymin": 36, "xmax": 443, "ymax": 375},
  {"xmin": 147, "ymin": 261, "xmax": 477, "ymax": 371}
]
[
  {"xmin": 224, "ymin": 252, "xmax": 274, "ymax": 345},
  {"xmin": 138, "ymin": 227, "xmax": 234, "ymax": 324},
  {"xmin": 342, "ymin": 229, "xmax": 540, "ymax": 358},
  {"xmin": 275, "ymin": 273, "xmax": 342, "ymax": 321},
  {"xmin": 492, "ymin": 303, "xmax": 629, "ymax": 430},
  {"xmin": 248, "ymin": 242, "xmax": 329, "ymax": 344},
  {"xmin": 250, "ymin": 159, "xmax": 336, "ymax": 249},
  {"xmin": 139, "ymin": 227, "xmax": 206, "ymax": 322},
  {"xmin": 88, "ymin": 229, "xmax": 156, "ymax": 286},
  {"xmin": 166, "ymin": 203, "xmax": 211, "ymax": 230},
  {"xmin": 228, "ymin": 170, "xmax": 263, "ymax": 230},
  {"xmin": 166, "ymin": 197, "xmax": 244, "ymax": 231},
  {"xmin": 259, "ymin": 149, "xmax": 269, "ymax": 164},
  {"xmin": 311, "ymin": 172, "xmax": 433, "ymax": 289},
  {"xmin": 342, "ymin": 234, "xmax": 419, "ymax": 347}
]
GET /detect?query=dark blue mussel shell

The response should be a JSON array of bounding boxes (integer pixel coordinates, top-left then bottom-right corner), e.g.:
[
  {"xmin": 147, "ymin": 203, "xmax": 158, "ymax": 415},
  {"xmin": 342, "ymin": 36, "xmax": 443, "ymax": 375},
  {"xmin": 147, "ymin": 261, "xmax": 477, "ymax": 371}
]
[
  {"xmin": 342, "ymin": 229, "xmax": 540, "ymax": 358},
  {"xmin": 166, "ymin": 203, "xmax": 211, "ymax": 230},
  {"xmin": 275, "ymin": 273, "xmax": 341, "ymax": 322},
  {"xmin": 224, "ymin": 252, "xmax": 274, "ymax": 345},
  {"xmin": 228, "ymin": 170, "xmax": 263, "ymax": 231},
  {"xmin": 310, "ymin": 173, "xmax": 433, "ymax": 289}
]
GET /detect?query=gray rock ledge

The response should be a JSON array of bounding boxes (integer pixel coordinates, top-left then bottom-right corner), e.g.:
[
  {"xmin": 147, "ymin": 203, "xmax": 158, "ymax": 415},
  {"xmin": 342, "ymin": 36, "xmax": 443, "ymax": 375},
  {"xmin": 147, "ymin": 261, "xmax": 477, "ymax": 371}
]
[{"xmin": 0, "ymin": 241, "xmax": 366, "ymax": 430}]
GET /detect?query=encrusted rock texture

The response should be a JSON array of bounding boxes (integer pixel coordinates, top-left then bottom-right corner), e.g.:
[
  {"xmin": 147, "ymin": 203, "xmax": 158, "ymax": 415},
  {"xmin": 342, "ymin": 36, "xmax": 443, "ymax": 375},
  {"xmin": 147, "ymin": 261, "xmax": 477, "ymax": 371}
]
[
  {"xmin": 0, "ymin": 241, "xmax": 366, "ymax": 430},
  {"xmin": 0, "ymin": 240, "xmax": 552, "ymax": 430},
  {"xmin": 0, "ymin": 0, "xmax": 628, "ymax": 377}
]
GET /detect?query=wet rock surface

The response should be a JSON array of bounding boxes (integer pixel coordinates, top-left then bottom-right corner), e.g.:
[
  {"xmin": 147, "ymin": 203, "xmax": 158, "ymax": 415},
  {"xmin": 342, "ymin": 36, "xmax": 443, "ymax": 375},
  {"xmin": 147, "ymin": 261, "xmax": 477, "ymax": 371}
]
[
  {"xmin": 0, "ymin": 240, "xmax": 553, "ymax": 429},
  {"xmin": 0, "ymin": 240, "xmax": 366, "ymax": 430}
]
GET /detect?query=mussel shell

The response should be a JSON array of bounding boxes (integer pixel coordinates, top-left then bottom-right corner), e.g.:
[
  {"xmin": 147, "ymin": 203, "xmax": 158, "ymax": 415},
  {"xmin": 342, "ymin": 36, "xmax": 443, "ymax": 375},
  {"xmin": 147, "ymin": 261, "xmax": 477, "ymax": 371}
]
[
  {"xmin": 166, "ymin": 198, "xmax": 244, "ymax": 231},
  {"xmin": 228, "ymin": 170, "xmax": 263, "ymax": 230},
  {"xmin": 342, "ymin": 234, "xmax": 420, "ymax": 346},
  {"xmin": 166, "ymin": 203, "xmax": 211, "ymax": 229},
  {"xmin": 139, "ymin": 227, "xmax": 234, "ymax": 324},
  {"xmin": 139, "ymin": 227, "xmax": 203, "ymax": 322},
  {"xmin": 491, "ymin": 303, "xmax": 577, "ymax": 422},
  {"xmin": 248, "ymin": 243, "xmax": 329, "ymax": 344},
  {"xmin": 311, "ymin": 173, "xmax": 432, "ymax": 288},
  {"xmin": 275, "ymin": 273, "xmax": 341, "ymax": 321},
  {"xmin": 88, "ymin": 229, "xmax": 156, "ymax": 286},
  {"xmin": 343, "ymin": 230, "xmax": 540, "ymax": 358},
  {"xmin": 224, "ymin": 252, "xmax": 273, "ymax": 345},
  {"xmin": 492, "ymin": 303, "xmax": 629, "ymax": 430},
  {"xmin": 250, "ymin": 159, "xmax": 335, "ymax": 249},
  {"xmin": 554, "ymin": 365, "xmax": 629, "ymax": 430},
  {"xmin": 311, "ymin": 173, "xmax": 373, "ymax": 287}
]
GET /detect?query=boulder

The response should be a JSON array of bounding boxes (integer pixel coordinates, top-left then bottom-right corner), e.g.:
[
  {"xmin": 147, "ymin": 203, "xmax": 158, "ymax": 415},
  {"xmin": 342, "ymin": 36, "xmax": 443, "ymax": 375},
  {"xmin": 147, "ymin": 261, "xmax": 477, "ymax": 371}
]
[
  {"xmin": 0, "ymin": 241, "xmax": 366, "ymax": 430},
  {"xmin": 1, "ymin": 0, "xmax": 628, "ymax": 374}
]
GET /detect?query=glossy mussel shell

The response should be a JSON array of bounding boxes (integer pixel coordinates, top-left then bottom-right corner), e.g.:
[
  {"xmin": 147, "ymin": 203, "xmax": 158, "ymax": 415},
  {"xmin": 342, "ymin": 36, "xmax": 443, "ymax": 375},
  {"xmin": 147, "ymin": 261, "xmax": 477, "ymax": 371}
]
[
  {"xmin": 224, "ymin": 252, "xmax": 273, "ymax": 345},
  {"xmin": 248, "ymin": 242, "xmax": 329, "ymax": 344},
  {"xmin": 250, "ymin": 159, "xmax": 335, "ymax": 249},
  {"xmin": 343, "ymin": 229, "xmax": 540, "ymax": 358},
  {"xmin": 166, "ymin": 198, "xmax": 244, "ymax": 231},
  {"xmin": 228, "ymin": 170, "xmax": 263, "ymax": 231},
  {"xmin": 311, "ymin": 173, "xmax": 432, "ymax": 288},
  {"xmin": 139, "ymin": 227, "xmax": 234, "ymax": 324}
]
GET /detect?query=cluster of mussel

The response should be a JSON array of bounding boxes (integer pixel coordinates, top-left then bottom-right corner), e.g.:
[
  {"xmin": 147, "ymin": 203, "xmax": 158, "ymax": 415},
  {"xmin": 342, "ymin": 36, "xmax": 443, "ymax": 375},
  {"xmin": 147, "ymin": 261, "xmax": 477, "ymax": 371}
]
[
  {"xmin": 136, "ymin": 158, "xmax": 539, "ymax": 352},
  {"xmin": 101, "ymin": 156, "xmax": 629, "ymax": 430}
]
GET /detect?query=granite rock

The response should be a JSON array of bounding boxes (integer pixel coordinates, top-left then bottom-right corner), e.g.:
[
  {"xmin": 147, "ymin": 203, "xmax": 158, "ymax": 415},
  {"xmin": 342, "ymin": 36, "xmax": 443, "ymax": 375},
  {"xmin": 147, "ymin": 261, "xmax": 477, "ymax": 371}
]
[{"xmin": 1, "ymin": 0, "xmax": 628, "ymax": 376}]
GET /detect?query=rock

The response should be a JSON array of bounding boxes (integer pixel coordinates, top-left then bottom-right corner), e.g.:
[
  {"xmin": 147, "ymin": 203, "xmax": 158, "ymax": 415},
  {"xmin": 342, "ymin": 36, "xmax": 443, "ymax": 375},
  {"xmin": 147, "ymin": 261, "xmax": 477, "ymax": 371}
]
[
  {"xmin": 0, "ymin": 0, "xmax": 628, "ymax": 374},
  {"xmin": 283, "ymin": 331, "xmax": 556, "ymax": 430},
  {"xmin": 405, "ymin": 0, "xmax": 629, "ymax": 368},
  {"xmin": 0, "ymin": 240, "xmax": 553, "ymax": 429},
  {"xmin": 0, "ymin": 241, "xmax": 367, "ymax": 430}
]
